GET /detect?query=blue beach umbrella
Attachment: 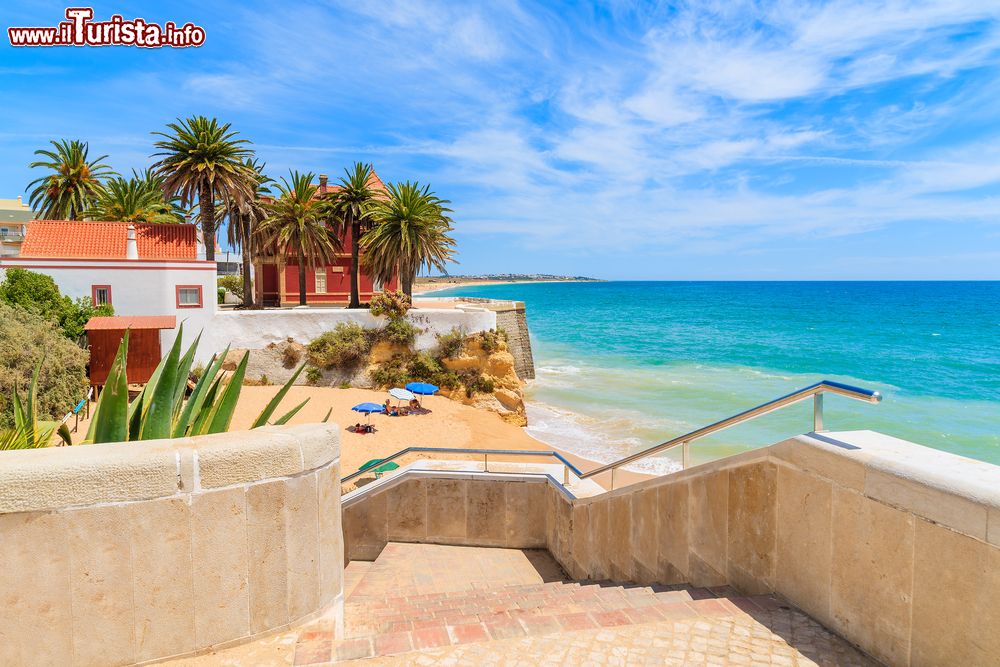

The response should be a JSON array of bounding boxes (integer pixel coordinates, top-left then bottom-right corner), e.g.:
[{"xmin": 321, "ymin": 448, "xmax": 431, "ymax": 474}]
[
  {"xmin": 405, "ymin": 382, "xmax": 439, "ymax": 396},
  {"xmin": 351, "ymin": 402, "xmax": 385, "ymax": 424}
]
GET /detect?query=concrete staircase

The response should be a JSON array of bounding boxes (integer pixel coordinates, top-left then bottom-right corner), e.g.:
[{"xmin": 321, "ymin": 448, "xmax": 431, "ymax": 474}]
[{"xmin": 290, "ymin": 543, "xmax": 877, "ymax": 666}]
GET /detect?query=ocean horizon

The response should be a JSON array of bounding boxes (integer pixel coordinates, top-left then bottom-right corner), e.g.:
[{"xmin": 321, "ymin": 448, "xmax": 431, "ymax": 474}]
[{"xmin": 422, "ymin": 280, "xmax": 1000, "ymax": 474}]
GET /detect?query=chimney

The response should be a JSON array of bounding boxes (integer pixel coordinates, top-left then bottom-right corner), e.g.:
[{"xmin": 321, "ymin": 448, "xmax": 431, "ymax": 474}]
[
  {"xmin": 319, "ymin": 174, "xmax": 328, "ymax": 194},
  {"xmin": 16, "ymin": 195, "xmax": 22, "ymax": 205},
  {"xmin": 126, "ymin": 224, "xmax": 139, "ymax": 260}
]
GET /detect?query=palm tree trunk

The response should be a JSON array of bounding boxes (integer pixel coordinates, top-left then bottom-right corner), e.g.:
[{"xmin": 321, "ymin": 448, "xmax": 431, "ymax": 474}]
[
  {"xmin": 200, "ymin": 181, "xmax": 216, "ymax": 261},
  {"xmin": 298, "ymin": 248, "xmax": 308, "ymax": 306},
  {"xmin": 349, "ymin": 214, "xmax": 361, "ymax": 309},
  {"xmin": 401, "ymin": 265, "xmax": 414, "ymax": 300},
  {"xmin": 241, "ymin": 238, "xmax": 253, "ymax": 308}
]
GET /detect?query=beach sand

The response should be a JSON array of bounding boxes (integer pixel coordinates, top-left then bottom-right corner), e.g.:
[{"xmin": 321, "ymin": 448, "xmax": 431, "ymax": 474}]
[
  {"xmin": 72, "ymin": 385, "xmax": 647, "ymax": 491},
  {"xmin": 412, "ymin": 278, "xmax": 592, "ymax": 295}
]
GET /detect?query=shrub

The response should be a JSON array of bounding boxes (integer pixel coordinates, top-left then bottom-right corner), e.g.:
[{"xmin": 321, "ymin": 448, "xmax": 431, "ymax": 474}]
[
  {"xmin": 369, "ymin": 355, "xmax": 412, "ymax": 389},
  {"xmin": 307, "ymin": 322, "xmax": 374, "ymax": 370},
  {"xmin": 459, "ymin": 369, "xmax": 495, "ymax": 397},
  {"xmin": 479, "ymin": 328, "xmax": 508, "ymax": 354},
  {"xmin": 0, "ymin": 268, "xmax": 112, "ymax": 341},
  {"xmin": 408, "ymin": 352, "xmax": 442, "ymax": 380},
  {"xmin": 217, "ymin": 275, "xmax": 244, "ymax": 299},
  {"xmin": 436, "ymin": 328, "xmax": 465, "ymax": 359},
  {"xmin": 305, "ymin": 367, "xmax": 323, "ymax": 386},
  {"xmin": 369, "ymin": 290, "xmax": 411, "ymax": 318},
  {"xmin": 0, "ymin": 303, "xmax": 88, "ymax": 429},
  {"xmin": 281, "ymin": 344, "xmax": 302, "ymax": 368},
  {"xmin": 339, "ymin": 381, "xmax": 352, "ymax": 389},
  {"xmin": 379, "ymin": 318, "xmax": 419, "ymax": 347}
]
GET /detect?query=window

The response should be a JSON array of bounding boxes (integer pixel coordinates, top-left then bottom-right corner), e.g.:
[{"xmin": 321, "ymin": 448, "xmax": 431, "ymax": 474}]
[
  {"xmin": 92, "ymin": 285, "xmax": 112, "ymax": 306},
  {"xmin": 315, "ymin": 271, "xmax": 327, "ymax": 294},
  {"xmin": 0, "ymin": 227, "xmax": 9, "ymax": 238},
  {"xmin": 176, "ymin": 285, "xmax": 203, "ymax": 308}
]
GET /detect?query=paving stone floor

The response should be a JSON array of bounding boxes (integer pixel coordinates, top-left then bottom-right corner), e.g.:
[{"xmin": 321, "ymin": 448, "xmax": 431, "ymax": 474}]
[{"xmin": 173, "ymin": 543, "xmax": 878, "ymax": 666}]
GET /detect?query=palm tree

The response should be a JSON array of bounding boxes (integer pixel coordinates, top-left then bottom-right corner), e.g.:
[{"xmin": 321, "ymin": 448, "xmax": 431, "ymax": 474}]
[
  {"xmin": 85, "ymin": 169, "xmax": 188, "ymax": 223},
  {"xmin": 27, "ymin": 139, "xmax": 115, "ymax": 220},
  {"xmin": 328, "ymin": 162, "xmax": 379, "ymax": 308},
  {"xmin": 362, "ymin": 181, "xmax": 457, "ymax": 299},
  {"xmin": 258, "ymin": 171, "xmax": 341, "ymax": 306},
  {"xmin": 151, "ymin": 116, "xmax": 255, "ymax": 260},
  {"xmin": 224, "ymin": 158, "xmax": 272, "ymax": 308}
]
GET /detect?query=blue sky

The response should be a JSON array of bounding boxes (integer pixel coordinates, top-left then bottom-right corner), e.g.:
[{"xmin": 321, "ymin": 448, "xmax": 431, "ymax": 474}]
[{"xmin": 1, "ymin": 1, "xmax": 999, "ymax": 279}]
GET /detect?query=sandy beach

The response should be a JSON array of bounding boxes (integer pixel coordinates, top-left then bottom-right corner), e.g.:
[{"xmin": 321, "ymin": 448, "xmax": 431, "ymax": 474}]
[
  {"xmin": 229, "ymin": 386, "xmax": 641, "ymax": 491},
  {"xmin": 69, "ymin": 385, "xmax": 646, "ymax": 490},
  {"xmin": 412, "ymin": 278, "xmax": 593, "ymax": 295}
]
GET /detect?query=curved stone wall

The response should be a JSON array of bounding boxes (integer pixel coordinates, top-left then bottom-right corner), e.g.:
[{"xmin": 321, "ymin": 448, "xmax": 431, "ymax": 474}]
[{"xmin": 0, "ymin": 423, "xmax": 343, "ymax": 667}]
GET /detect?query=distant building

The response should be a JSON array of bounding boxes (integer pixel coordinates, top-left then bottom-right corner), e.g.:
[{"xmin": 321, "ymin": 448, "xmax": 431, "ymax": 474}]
[
  {"xmin": 0, "ymin": 220, "xmax": 214, "ymax": 351},
  {"xmin": 255, "ymin": 171, "xmax": 397, "ymax": 305},
  {"xmin": 0, "ymin": 196, "xmax": 34, "ymax": 257}
]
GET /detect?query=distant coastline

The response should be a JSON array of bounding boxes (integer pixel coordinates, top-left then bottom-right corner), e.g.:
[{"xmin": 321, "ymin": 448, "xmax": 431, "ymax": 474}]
[{"xmin": 413, "ymin": 274, "xmax": 601, "ymax": 294}]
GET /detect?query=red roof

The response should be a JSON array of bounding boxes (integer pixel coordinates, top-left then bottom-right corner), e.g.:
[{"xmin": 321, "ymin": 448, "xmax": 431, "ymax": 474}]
[
  {"xmin": 84, "ymin": 316, "xmax": 177, "ymax": 331},
  {"xmin": 315, "ymin": 170, "xmax": 388, "ymax": 196},
  {"xmin": 20, "ymin": 221, "xmax": 199, "ymax": 260}
]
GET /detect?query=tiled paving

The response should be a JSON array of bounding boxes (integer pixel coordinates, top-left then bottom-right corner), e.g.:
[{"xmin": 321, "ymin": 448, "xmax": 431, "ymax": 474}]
[{"xmin": 173, "ymin": 543, "xmax": 877, "ymax": 666}]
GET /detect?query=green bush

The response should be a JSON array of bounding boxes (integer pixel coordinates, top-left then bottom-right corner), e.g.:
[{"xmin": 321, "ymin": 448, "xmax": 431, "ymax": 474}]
[
  {"xmin": 379, "ymin": 318, "xmax": 419, "ymax": 347},
  {"xmin": 307, "ymin": 322, "xmax": 375, "ymax": 370},
  {"xmin": 0, "ymin": 268, "xmax": 112, "ymax": 341},
  {"xmin": 408, "ymin": 352, "xmax": 442, "ymax": 380},
  {"xmin": 0, "ymin": 303, "xmax": 88, "ymax": 429},
  {"xmin": 479, "ymin": 328, "xmax": 508, "ymax": 354},
  {"xmin": 436, "ymin": 328, "xmax": 465, "ymax": 359},
  {"xmin": 369, "ymin": 355, "xmax": 412, "ymax": 389},
  {"xmin": 305, "ymin": 367, "xmax": 323, "ymax": 386},
  {"xmin": 217, "ymin": 275, "xmax": 244, "ymax": 299},
  {"xmin": 369, "ymin": 290, "xmax": 411, "ymax": 318},
  {"xmin": 459, "ymin": 369, "xmax": 495, "ymax": 397}
]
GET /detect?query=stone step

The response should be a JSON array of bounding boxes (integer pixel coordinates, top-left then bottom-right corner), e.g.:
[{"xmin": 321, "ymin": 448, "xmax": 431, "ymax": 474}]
[
  {"xmin": 293, "ymin": 596, "xmax": 779, "ymax": 664},
  {"xmin": 345, "ymin": 583, "xmax": 703, "ymax": 635}
]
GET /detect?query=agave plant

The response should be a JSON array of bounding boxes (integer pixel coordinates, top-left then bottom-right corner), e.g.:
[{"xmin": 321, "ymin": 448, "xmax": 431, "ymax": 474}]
[
  {"xmin": 86, "ymin": 324, "xmax": 312, "ymax": 444},
  {"xmin": 2, "ymin": 357, "xmax": 72, "ymax": 450}
]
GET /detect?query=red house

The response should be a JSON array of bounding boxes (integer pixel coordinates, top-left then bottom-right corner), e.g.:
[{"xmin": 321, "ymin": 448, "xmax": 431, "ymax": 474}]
[{"xmin": 254, "ymin": 171, "xmax": 397, "ymax": 306}]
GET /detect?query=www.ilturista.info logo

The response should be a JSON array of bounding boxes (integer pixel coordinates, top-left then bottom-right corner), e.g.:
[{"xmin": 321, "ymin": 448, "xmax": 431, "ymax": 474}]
[{"xmin": 8, "ymin": 7, "xmax": 205, "ymax": 48}]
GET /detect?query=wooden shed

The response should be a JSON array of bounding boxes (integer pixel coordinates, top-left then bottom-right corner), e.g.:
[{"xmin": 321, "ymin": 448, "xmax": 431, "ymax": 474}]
[{"xmin": 84, "ymin": 316, "xmax": 177, "ymax": 386}]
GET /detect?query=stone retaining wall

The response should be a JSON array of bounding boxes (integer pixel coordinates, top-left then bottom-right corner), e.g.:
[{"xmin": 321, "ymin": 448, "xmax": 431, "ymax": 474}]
[
  {"xmin": 342, "ymin": 430, "xmax": 1000, "ymax": 666},
  {"xmin": 0, "ymin": 424, "xmax": 344, "ymax": 667}
]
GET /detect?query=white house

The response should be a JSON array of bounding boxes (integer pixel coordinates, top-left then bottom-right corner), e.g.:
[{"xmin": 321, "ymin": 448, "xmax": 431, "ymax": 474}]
[{"xmin": 0, "ymin": 220, "xmax": 215, "ymax": 353}]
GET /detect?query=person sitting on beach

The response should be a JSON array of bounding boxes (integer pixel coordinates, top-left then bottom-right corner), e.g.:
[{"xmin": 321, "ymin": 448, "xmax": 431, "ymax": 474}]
[
  {"xmin": 353, "ymin": 423, "xmax": 364, "ymax": 434},
  {"xmin": 383, "ymin": 399, "xmax": 391, "ymax": 413},
  {"xmin": 409, "ymin": 398, "xmax": 421, "ymax": 412},
  {"xmin": 388, "ymin": 405, "xmax": 399, "ymax": 416}
]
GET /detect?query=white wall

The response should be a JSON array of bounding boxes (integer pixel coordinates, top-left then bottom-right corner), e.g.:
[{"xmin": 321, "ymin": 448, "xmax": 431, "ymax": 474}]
[
  {"xmin": 0, "ymin": 258, "xmax": 216, "ymax": 353},
  {"xmin": 200, "ymin": 307, "xmax": 497, "ymax": 363}
]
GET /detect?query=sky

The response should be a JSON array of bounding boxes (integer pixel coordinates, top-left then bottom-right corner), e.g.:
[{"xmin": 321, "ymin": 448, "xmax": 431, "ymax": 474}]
[{"xmin": 1, "ymin": 1, "xmax": 999, "ymax": 280}]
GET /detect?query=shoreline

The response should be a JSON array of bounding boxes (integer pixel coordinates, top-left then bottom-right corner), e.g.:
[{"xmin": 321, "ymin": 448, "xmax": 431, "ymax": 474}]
[{"xmin": 413, "ymin": 278, "xmax": 595, "ymax": 295}]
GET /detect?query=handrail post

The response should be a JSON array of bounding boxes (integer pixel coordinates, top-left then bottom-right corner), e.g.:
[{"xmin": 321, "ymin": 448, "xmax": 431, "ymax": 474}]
[
  {"xmin": 610, "ymin": 467, "xmax": 616, "ymax": 491},
  {"xmin": 484, "ymin": 452, "xmax": 488, "ymax": 472},
  {"xmin": 682, "ymin": 442, "xmax": 689, "ymax": 469},
  {"xmin": 813, "ymin": 394, "xmax": 824, "ymax": 432},
  {"xmin": 563, "ymin": 464, "xmax": 569, "ymax": 486}
]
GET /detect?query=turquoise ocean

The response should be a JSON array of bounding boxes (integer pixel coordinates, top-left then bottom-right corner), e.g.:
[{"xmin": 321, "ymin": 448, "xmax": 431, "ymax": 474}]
[{"xmin": 421, "ymin": 282, "xmax": 1000, "ymax": 474}]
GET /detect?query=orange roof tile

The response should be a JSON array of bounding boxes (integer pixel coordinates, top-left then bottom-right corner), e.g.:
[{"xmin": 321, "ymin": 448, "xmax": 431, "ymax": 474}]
[
  {"xmin": 314, "ymin": 170, "xmax": 388, "ymax": 197},
  {"xmin": 84, "ymin": 316, "xmax": 177, "ymax": 331},
  {"xmin": 20, "ymin": 221, "xmax": 199, "ymax": 260}
]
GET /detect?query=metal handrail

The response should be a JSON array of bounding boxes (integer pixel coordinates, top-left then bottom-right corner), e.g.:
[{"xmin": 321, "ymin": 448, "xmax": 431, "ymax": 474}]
[
  {"xmin": 342, "ymin": 446, "xmax": 584, "ymax": 485},
  {"xmin": 581, "ymin": 380, "xmax": 880, "ymax": 483},
  {"xmin": 340, "ymin": 380, "xmax": 881, "ymax": 491}
]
